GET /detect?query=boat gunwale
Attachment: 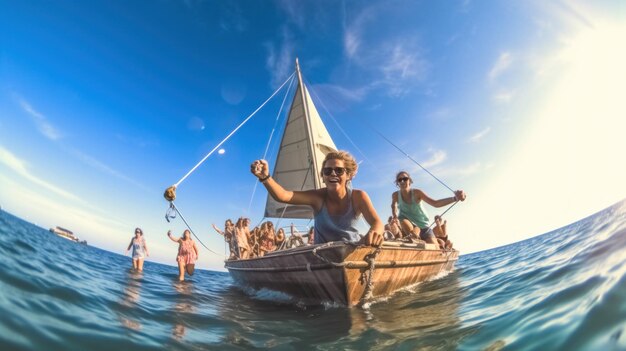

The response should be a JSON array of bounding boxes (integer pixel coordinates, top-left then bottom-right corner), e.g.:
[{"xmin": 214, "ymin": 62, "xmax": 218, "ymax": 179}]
[{"xmin": 224, "ymin": 241, "xmax": 459, "ymax": 272}]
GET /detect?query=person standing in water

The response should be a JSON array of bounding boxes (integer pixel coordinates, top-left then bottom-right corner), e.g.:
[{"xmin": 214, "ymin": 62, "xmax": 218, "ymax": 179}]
[
  {"xmin": 126, "ymin": 227, "xmax": 149, "ymax": 271},
  {"xmin": 167, "ymin": 229, "xmax": 199, "ymax": 281}
]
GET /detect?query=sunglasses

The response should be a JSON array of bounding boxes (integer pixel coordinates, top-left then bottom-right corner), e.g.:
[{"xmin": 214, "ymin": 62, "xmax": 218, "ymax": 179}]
[
  {"xmin": 322, "ymin": 167, "xmax": 346, "ymax": 176},
  {"xmin": 396, "ymin": 177, "xmax": 410, "ymax": 183}
]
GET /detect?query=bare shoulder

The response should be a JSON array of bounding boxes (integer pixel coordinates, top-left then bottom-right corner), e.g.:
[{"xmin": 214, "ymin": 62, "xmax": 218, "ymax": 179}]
[
  {"xmin": 391, "ymin": 190, "xmax": 398, "ymax": 200},
  {"xmin": 352, "ymin": 189, "xmax": 372, "ymax": 202}
]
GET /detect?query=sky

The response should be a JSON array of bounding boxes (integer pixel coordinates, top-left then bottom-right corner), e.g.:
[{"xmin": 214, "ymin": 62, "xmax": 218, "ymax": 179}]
[{"xmin": 1, "ymin": 0, "xmax": 625, "ymax": 271}]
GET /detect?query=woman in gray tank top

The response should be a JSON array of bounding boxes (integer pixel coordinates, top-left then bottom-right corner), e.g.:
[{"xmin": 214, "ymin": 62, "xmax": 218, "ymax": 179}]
[
  {"xmin": 251, "ymin": 151, "xmax": 384, "ymax": 247},
  {"xmin": 126, "ymin": 227, "xmax": 149, "ymax": 271}
]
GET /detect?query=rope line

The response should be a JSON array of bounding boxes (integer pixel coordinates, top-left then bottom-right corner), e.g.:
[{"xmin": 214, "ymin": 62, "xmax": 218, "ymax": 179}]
[
  {"xmin": 247, "ymin": 73, "xmax": 296, "ymax": 214},
  {"xmin": 359, "ymin": 247, "xmax": 381, "ymax": 306},
  {"xmin": 303, "ymin": 76, "xmax": 372, "ymax": 166},
  {"xmin": 173, "ymin": 71, "xmax": 296, "ymax": 188},
  {"xmin": 168, "ymin": 202, "xmax": 223, "ymax": 257},
  {"xmin": 367, "ymin": 122, "xmax": 455, "ymax": 194}
]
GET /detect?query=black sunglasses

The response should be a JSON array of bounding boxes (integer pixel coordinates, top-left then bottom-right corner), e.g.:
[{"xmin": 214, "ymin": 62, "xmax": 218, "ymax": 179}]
[
  {"xmin": 396, "ymin": 177, "xmax": 410, "ymax": 183},
  {"xmin": 322, "ymin": 167, "xmax": 346, "ymax": 176}
]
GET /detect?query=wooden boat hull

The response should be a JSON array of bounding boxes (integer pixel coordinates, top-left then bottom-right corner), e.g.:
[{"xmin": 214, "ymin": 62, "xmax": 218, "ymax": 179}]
[{"xmin": 225, "ymin": 241, "xmax": 459, "ymax": 306}]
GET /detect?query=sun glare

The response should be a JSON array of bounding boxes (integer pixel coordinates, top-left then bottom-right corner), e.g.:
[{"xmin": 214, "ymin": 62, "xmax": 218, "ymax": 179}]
[{"xmin": 456, "ymin": 21, "xmax": 626, "ymax": 253}]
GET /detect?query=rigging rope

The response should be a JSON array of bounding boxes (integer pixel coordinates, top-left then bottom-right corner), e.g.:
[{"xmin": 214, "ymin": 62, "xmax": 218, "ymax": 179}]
[
  {"xmin": 166, "ymin": 202, "xmax": 223, "ymax": 257},
  {"xmin": 301, "ymin": 77, "xmax": 461, "ymax": 224},
  {"xmin": 247, "ymin": 73, "xmax": 296, "ymax": 214},
  {"xmin": 163, "ymin": 72, "xmax": 296, "ymax": 255},
  {"xmin": 303, "ymin": 76, "xmax": 372, "ymax": 166},
  {"xmin": 168, "ymin": 71, "xmax": 296, "ymax": 194},
  {"xmin": 367, "ymin": 122, "xmax": 455, "ymax": 194}
]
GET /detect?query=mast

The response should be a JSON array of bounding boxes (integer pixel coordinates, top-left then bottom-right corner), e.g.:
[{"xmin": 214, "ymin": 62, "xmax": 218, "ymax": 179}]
[{"xmin": 295, "ymin": 58, "xmax": 320, "ymax": 189}]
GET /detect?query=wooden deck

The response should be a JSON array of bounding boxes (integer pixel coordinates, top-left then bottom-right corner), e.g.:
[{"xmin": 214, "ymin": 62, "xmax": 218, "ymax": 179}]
[{"xmin": 225, "ymin": 241, "xmax": 459, "ymax": 306}]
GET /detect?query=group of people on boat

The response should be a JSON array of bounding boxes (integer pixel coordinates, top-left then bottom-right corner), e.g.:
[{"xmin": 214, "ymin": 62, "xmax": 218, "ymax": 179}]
[
  {"xmin": 212, "ymin": 218, "xmax": 315, "ymax": 260},
  {"xmin": 250, "ymin": 150, "xmax": 466, "ymax": 252},
  {"xmin": 127, "ymin": 149, "xmax": 465, "ymax": 275}
]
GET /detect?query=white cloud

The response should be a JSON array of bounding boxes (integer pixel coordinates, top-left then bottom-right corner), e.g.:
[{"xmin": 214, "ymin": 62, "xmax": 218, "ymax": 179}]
[
  {"xmin": 276, "ymin": 0, "xmax": 306, "ymax": 30},
  {"xmin": 468, "ymin": 127, "xmax": 491, "ymax": 143},
  {"xmin": 488, "ymin": 52, "xmax": 513, "ymax": 82},
  {"xmin": 421, "ymin": 149, "xmax": 447, "ymax": 168},
  {"xmin": 0, "ymin": 146, "xmax": 81, "ymax": 202},
  {"xmin": 381, "ymin": 44, "xmax": 430, "ymax": 96},
  {"xmin": 342, "ymin": 6, "xmax": 375, "ymax": 59},
  {"xmin": 265, "ymin": 27, "xmax": 295, "ymax": 88},
  {"xmin": 434, "ymin": 162, "xmax": 481, "ymax": 178},
  {"xmin": 344, "ymin": 30, "xmax": 360, "ymax": 58},
  {"xmin": 493, "ymin": 90, "xmax": 515, "ymax": 103},
  {"xmin": 16, "ymin": 97, "xmax": 62, "ymax": 140},
  {"xmin": 67, "ymin": 148, "xmax": 150, "ymax": 192},
  {"xmin": 341, "ymin": 5, "xmax": 431, "ymax": 97},
  {"xmin": 456, "ymin": 21, "xmax": 626, "ymax": 254}
]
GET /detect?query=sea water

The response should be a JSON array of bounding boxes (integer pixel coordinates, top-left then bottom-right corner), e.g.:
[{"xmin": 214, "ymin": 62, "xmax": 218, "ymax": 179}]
[{"xmin": 1, "ymin": 200, "xmax": 625, "ymax": 351}]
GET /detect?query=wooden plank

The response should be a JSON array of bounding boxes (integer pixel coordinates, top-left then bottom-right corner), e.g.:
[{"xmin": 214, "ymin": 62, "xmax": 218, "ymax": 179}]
[{"xmin": 225, "ymin": 242, "xmax": 459, "ymax": 306}]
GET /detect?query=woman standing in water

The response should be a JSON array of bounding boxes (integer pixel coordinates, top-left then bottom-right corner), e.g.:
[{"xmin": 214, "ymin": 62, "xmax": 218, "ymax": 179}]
[
  {"xmin": 126, "ymin": 227, "xmax": 149, "ymax": 271},
  {"xmin": 167, "ymin": 229, "xmax": 199, "ymax": 281}
]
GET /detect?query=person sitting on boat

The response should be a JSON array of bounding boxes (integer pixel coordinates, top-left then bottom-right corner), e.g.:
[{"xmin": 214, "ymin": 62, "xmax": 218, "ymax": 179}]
[
  {"xmin": 126, "ymin": 227, "xmax": 149, "ymax": 271},
  {"xmin": 433, "ymin": 215, "xmax": 453, "ymax": 250},
  {"xmin": 248, "ymin": 223, "xmax": 261, "ymax": 258},
  {"xmin": 275, "ymin": 227, "xmax": 286, "ymax": 250},
  {"xmin": 258, "ymin": 221, "xmax": 276, "ymax": 256},
  {"xmin": 234, "ymin": 217, "xmax": 251, "ymax": 259},
  {"xmin": 391, "ymin": 171, "xmax": 466, "ymax": 246},
  {"xmin": 212, "ymin": 219, "xmax": 237, "ymax": 260},
  {"xmin": 167, "ymin": 229, "xmax": 199, "ymax": 281},
  {"xmin": 286, "ymin": 223, "xmax": 305, "ymax": 248},
  {"xmin": 306, "ymin": 227, "xmax": 315, "ymax": 245},
  {"xmin": 384, "ymin": 216, "xmax": 403, "ymax": 240},
  {"xmin": 251, "ymin": 150, "xmax": 384, "ymax": 247}
]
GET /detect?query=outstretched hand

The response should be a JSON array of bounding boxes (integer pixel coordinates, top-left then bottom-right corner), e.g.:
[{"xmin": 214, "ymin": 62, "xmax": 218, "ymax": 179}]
[
  {"xmin": 250, "ymin": 159, "xmax": 269, "ymax": 180},
  {"xmin": 454, "ymin": 190, "xmax": 467, "ymax": 202}
]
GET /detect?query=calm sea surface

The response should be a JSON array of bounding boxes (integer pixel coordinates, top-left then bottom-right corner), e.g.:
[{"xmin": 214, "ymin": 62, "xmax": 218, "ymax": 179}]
[{"xmin": 1, "ymin": 201, "xmax": 626, "ymax": 351}]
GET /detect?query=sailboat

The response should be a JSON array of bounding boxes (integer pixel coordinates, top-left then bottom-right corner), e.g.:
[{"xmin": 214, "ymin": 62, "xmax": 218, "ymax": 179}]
[{"xmin": 223, "ymin": 59, "xmax": 459, "ymax": 307}]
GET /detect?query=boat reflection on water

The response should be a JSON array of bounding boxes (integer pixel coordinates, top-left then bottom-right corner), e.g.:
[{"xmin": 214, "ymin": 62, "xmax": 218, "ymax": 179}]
[
  {"xmin": 217, "ymin": 270, "xmax": 471, "ymax": 349},
  {"xmin": 345, "ymin": 271, "xmax": 475, "ymax": 349}
]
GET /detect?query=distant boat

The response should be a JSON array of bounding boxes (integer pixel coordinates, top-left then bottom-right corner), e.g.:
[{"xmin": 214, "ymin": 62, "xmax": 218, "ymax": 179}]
[
  {"xmin": 49, "ymin": 226, "xmax": 87, "ymax": 245},
  {"xmin": 224, "ymin": 59, "xmax": 459, "ymax": 306}
]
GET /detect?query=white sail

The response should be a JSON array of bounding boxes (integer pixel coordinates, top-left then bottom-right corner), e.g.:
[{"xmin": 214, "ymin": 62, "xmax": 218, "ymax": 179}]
[{"xmin": 264, "ymin": 61, "xmax": 337, "ymax": 219}]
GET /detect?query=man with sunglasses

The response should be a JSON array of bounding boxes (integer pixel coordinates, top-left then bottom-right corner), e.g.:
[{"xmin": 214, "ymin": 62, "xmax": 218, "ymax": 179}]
[
  {"xmin": 391, "ymin": 171, "xmax": 466, "ymax": 246},
  {"xmin": 251, "ymin": 150, "xmax": 384, "ymax": 247}
]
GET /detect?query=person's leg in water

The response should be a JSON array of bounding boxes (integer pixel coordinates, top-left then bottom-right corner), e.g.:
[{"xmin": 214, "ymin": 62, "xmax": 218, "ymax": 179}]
[
  {"xmin": 177, "ymin": 260, "xmax": 185, "ymax": 281},
  {"xmin": 137, "ymin": 258, "xmax": 144, "ymax": 271}
]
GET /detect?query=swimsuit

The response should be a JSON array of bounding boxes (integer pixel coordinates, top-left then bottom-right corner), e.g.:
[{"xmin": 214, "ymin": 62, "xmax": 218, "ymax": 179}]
[
  {"xmin": 314, "ymin": 188, "xmax": 361, "ymax": 244},
  {"xmin": 131, "ymin": 238, "xmax": 146, "ymax": 259},
  {"xmin": 397, "ymin": 190, "xmax": 429, "ymax": 228},
  {"xmin": 177, "ymin": 239, "xmax": 197, "ymax": 265},
  {"xmin": 397, "ymin": 190, "xmax": 435, "ymax": 240}
]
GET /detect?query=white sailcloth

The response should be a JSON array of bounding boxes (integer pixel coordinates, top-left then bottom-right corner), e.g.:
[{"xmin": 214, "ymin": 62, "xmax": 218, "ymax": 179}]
[{"xmin": 264, "ymin": 81, "xmax": 337, "ymax": 219}]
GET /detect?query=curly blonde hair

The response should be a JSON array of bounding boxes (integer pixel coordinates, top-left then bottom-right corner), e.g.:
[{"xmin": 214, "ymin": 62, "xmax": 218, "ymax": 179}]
[{"xmin": 322, "ymin": 150, "xmax": 358, "ymax": 179}]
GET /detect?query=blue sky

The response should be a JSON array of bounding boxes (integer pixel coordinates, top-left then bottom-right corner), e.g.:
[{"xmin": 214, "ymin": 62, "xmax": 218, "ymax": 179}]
[{"xmin": 1, "ymin": 0, "xmax": 625, "ymax": 271}]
